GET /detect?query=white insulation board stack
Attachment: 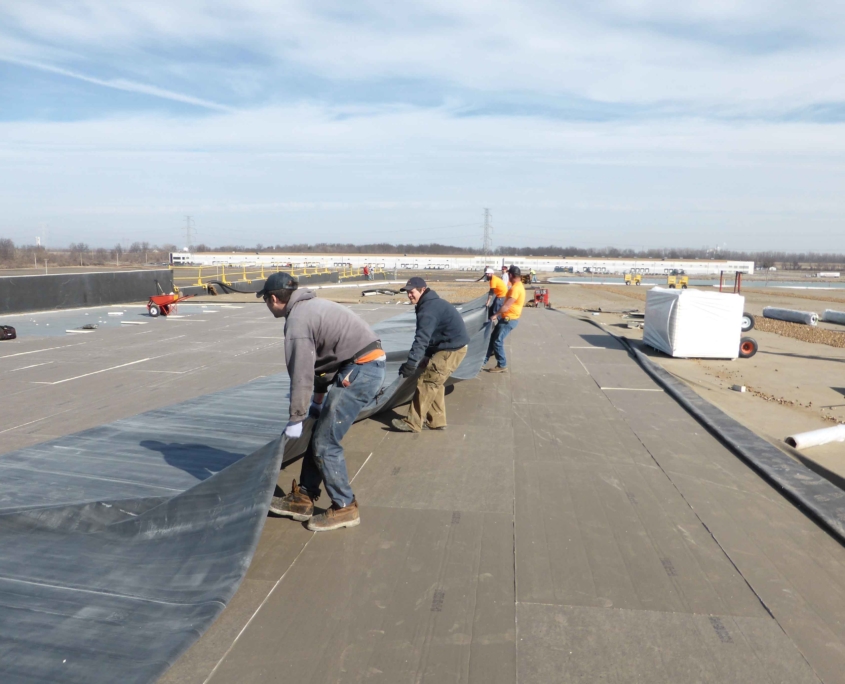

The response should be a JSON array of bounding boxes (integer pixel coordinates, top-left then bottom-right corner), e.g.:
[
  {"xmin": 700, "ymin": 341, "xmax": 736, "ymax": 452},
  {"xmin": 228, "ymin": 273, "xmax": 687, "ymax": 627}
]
[{"xmin": 644, "ymin": 287, "xmax": 744, "ymax": 359}]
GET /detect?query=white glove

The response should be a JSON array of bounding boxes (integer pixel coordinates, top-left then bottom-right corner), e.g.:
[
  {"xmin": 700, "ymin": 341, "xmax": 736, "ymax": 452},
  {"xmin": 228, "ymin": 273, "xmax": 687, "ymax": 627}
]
[{"xmin": 284, "ymin": 421, "xmax": 303, "ymax": 439}]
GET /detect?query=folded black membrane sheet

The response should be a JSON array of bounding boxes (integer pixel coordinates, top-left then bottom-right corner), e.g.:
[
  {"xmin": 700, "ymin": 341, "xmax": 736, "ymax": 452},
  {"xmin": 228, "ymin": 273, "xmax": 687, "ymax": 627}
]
[{"xmin": 0, "ymin": 296, "xmax": 491, "ymax": 683}]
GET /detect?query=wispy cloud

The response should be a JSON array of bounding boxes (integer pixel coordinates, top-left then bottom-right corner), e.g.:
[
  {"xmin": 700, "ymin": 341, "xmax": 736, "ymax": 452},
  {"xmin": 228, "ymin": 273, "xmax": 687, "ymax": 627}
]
[
  {"xmin": 1, "ymin": 2, "xmax": 844, "ymax": 250},
  {"xmin": 1, "ymin": 56, "xmax": 234, "ymax": 112}
]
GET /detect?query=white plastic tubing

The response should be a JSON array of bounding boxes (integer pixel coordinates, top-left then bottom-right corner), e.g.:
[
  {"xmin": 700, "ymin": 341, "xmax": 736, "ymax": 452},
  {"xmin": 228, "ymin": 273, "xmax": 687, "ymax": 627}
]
[
  {"xmin": 822, "ymin": 309, "xmax": 845, "ymax": 325},
  {"xmin": 786, "ymin": 424, "xmax": 845, "ymax": 450},
  {"xmin": 763, "ymin": 307, "xmax": 819, "ymax": 326}
]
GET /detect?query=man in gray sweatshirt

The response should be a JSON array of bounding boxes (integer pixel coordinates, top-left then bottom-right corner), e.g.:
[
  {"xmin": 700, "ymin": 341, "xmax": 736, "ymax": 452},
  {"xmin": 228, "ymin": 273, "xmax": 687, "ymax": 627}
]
[{"xmin": 258, "ymin": 272, "xmax": 385, "ymax": 532}]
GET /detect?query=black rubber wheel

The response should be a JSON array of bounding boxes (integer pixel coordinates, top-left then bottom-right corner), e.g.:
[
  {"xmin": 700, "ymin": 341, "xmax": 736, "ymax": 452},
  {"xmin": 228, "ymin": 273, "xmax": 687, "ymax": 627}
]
[
  {"xmin": 149, "ymin": 304, "xmax": 160, "ymax": 317},
  {"xmin": 635, "ymin": 281, "xmax": 641, "ymax": 286},
  {"xmin": 681, "ymin": 284, "xmax": 688, "ymax": 289},
  {"xmin": 626, "ymin": 281, "xmax": 631, "ymax": 286},
  {"xmin": 741, "ymin": 312, "xmax": 755, "ymax": 332},
  {"xmin": 739, "ymin": 337, "xmax": 758, "ymax": 358},
  {"xmin": 668, "ymin": 284, "xmax": 676, "ymax": 289}
]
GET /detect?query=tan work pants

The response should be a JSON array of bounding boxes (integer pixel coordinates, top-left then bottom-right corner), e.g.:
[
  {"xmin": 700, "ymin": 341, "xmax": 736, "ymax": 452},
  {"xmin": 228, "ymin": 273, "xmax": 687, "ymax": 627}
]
[{"xmin": 404, "ymin": 346, "xmax": 468, "ymax": 431}]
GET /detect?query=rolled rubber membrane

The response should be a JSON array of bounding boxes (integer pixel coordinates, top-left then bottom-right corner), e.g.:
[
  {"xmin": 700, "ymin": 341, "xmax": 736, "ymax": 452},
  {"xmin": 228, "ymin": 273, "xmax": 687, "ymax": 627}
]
[
  {"xmin": 0, "ymin": 295, "xmax": 491, "ymax": 684},
  {"xmin": 763, "ymin": 306, "xmax": 819, "ymax": 326}
]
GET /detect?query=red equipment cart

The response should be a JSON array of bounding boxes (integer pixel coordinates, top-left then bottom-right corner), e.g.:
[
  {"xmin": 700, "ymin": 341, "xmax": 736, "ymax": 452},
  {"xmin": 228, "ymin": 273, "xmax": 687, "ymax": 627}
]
[
  {"xmin": 533, "ymin": 288, "xmax": 551, "ymax": 309},
  {"xmin": 147, "ymin": 293, "xmax": 195, "ymax": 317}
]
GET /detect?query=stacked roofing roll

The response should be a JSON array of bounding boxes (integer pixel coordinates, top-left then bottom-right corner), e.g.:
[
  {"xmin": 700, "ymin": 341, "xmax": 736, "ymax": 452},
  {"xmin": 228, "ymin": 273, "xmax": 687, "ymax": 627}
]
[
  {"xmin": 763, "ymin": 307, "xmax": 819, "ymax": 326},
  {"xmin": 822, "ymin": 309, "xmax": 845, "ymax": 325}
]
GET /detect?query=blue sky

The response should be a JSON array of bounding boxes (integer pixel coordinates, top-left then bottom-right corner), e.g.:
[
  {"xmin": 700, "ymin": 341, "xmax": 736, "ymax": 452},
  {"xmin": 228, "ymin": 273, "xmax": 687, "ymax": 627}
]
[{"xmin": 1, "ymin": 1, "xmax": 844, "ymax": 251}]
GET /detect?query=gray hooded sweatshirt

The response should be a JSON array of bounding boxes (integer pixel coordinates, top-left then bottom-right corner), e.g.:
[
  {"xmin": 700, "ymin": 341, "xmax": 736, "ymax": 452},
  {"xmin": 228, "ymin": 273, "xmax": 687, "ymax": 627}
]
[{"xmin": 282, "ymin": 289, "xmax": 380, "ymax": 422}]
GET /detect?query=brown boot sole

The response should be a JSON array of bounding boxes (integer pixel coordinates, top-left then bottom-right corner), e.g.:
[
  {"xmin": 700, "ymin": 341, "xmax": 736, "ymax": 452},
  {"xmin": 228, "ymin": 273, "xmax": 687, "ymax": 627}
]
[{"xmin": 307, "ymin": 514, "xmax": 360, "ymax": 532}]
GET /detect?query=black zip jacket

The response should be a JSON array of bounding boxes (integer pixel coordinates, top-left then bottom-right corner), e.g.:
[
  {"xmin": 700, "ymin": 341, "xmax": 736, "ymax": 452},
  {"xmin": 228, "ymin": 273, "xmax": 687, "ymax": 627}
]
[{"xmin": 405, "ymin": 289, "xmax": 470, "ymax": 370}]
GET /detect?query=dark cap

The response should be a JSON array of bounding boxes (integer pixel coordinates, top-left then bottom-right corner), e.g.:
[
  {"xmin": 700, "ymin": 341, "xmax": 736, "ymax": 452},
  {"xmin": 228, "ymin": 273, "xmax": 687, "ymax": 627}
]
[
  {"xmin": 256, "ymin": 271, "xmax": 299, "ymax": 298},
  {"xmin": 400, "ymin": 276, "xmax": 427, "ymax": 292},
  {"xmin": 507, "ymin": 265, "xmax": 521, "ymax": 277}
]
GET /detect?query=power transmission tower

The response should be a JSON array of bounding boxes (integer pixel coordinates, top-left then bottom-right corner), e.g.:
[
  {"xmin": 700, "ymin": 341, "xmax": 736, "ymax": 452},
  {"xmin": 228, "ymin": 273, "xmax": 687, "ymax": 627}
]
[
  {"xmin": 184, "ymin": 216, "xmax": 196, "ymax": 251},
  {"xmin": 482, "ymin": 208, "xmax": 493, "ymax": 258}
]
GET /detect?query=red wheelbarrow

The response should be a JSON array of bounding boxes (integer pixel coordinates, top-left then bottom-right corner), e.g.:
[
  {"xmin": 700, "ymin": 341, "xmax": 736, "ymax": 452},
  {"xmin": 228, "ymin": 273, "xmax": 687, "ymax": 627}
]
[{"xmin": 147, "ymin": 292, "xmax": 195, "ymax": 317}]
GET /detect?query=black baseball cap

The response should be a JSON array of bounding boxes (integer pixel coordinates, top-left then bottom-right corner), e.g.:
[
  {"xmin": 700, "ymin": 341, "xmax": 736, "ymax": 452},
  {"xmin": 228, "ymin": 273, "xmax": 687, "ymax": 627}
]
[
  {"xmin": 507, "ymin": 265, "xmax": 521, "ymax": 277},
  {"xmin": 400, "ymin": 276, "xmax": 427, "ymax": 292},
  {"xmin": 256, "ymin": 271, "xmax": 299, "ymax": 298}
]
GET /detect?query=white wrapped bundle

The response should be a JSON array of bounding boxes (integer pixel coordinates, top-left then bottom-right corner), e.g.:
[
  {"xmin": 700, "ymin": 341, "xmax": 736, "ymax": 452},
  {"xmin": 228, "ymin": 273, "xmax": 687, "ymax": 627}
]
[
  {"xmin": 763, "ymin": 307, "xmax": 818, "ymax": 326},
  {"xmin": 822, "ymin": 310, "xmax": 845, "ymax": 325},
  {"xmin": 644, "ymin": 287, "xmax": 744, "ymax": 359}
]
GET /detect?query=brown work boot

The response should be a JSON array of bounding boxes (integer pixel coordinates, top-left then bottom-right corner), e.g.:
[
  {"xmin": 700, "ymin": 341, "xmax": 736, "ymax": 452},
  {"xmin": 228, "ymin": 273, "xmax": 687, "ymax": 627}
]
[
  {"xmin": 307, "ymin": 499, "xmax": 360, "ymax": 532},
  {"xmin": 486, "ymin": 366, "xmax": 508, "ymax": 373},
  {"xmin": 269, "ymin": 480, "xmax": 314, "ymax": 521}
]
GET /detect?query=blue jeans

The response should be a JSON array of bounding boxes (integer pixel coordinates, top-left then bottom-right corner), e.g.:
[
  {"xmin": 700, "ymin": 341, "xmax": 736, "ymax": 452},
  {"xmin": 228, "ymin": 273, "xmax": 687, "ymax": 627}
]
[
  {"xmin": 488, "ymin": 296, "xmax": 504, "ymax": 318},
  {"xmin": 486, "ymin": 319, "xmax": 519, "ymax": 368},
  {"xmin": 299, "ymin": 359, "xmax": 385, "ymax": 506}
]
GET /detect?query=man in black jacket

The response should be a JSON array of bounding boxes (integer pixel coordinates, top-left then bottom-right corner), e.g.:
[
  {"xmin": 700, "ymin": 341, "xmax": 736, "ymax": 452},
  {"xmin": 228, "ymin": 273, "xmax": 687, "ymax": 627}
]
[{"xmin": 392, "ymin": 277, "xmax": 470, "ymax": 432}]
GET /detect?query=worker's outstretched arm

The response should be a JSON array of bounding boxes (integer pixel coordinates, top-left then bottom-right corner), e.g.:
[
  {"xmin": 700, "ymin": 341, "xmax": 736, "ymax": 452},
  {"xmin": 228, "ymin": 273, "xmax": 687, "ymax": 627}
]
[
  {"xmin": 404, "ymin": 309, "xmax": 437, "ymax": 371},
  {"xmin": 285, "ymin": 335, "xmax": 317, "ymax": 423}
]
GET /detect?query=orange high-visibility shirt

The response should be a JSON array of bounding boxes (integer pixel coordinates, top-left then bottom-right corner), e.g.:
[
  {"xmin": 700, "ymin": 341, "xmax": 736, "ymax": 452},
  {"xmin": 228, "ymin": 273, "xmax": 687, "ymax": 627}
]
[
  {"xmin": 489, "ymin": 275, "xmax": 508, "ymax": 298},
  {"xmin": 502, "ymin": 280, "xmax": 526, "ymax": 320}
]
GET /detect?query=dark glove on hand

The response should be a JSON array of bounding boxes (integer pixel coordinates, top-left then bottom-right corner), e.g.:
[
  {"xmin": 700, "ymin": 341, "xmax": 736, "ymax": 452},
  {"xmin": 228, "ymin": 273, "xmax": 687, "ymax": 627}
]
[{"xmin": 398, "ymin": 362, "xmax": 416, "ymax": 378}]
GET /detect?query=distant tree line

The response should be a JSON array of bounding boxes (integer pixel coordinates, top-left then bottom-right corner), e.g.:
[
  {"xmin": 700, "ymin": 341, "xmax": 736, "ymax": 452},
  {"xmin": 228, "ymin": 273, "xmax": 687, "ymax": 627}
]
[
  {"xmin": 2, "ymin": 237, "xmax": 845, "ymax": 271},
  {"xmin": 0, "ymin": 239, "xmax": 177, "ymax": 268}
]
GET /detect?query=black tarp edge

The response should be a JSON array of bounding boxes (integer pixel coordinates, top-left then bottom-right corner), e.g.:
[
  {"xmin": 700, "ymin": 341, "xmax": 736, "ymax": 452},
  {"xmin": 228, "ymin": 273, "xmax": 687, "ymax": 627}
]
[{"xmin": 0, "ymin": 295, "xmax": 491, "ymax": 683}]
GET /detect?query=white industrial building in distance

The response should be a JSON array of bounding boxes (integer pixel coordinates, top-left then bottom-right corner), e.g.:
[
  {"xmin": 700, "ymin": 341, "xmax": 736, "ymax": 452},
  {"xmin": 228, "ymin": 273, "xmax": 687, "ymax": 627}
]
[{"xmin": 170, "ymin": 252, "xmax": 754, "ymax": 275}]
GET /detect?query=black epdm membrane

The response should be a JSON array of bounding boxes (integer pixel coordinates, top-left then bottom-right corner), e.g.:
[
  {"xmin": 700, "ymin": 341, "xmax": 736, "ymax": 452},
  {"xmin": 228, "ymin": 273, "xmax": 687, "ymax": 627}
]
[{"xmin": 0, "ymin": 295, "xmax": 491, "ymax": 684}]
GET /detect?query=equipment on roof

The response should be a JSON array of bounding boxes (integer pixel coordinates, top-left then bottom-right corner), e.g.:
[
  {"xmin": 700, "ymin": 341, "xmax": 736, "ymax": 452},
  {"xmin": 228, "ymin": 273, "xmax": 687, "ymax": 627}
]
[{"xmin": 530, "ymin": 288, "xmax": 551, "ymax": 309}]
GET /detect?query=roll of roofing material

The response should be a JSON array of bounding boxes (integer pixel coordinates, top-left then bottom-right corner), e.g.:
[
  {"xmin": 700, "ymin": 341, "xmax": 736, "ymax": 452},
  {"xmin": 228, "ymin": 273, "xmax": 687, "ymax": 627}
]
[
  {"xmin": 763, "ymin": 306, "xmax": 819, "ymax": 326},
  {"xmin": 822, "ymin": 309, "xmax": 845, "ymax": 325},
  {"xmin": 786, "ymin": 424, "xmax": 845, "ymax": 450}
]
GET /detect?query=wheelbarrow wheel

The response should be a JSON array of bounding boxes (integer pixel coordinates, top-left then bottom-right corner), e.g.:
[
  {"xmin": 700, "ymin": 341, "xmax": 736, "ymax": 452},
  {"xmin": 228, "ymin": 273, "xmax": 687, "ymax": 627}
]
[
  {"xmin": 741, "ymin": 312, "xmax": 755, "ymax": 332},
  {"xmin": 739, "ymin": 337, "xmax": 758, "ymax": 358},
  {"xmin": 149, "ymin": 304, "xmax": 160, "ymax": 317}
]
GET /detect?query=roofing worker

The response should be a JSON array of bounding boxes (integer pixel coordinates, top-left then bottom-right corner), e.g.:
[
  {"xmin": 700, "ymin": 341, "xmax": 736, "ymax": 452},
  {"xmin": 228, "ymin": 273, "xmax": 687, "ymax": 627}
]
[
  {"xmin": 484, "ymin": 267, "xmax": 509, "ymax": 318},
  {"xmin": 485, "ymin": 265, "xmax": 526, "ymax": 373},
  {"xmin": 259, "ymin": 272, "xmax": 385, "ymax": 532},
  {"xmin": 391, "ymin": 277, "xmax": 470, "ymax": 433}
]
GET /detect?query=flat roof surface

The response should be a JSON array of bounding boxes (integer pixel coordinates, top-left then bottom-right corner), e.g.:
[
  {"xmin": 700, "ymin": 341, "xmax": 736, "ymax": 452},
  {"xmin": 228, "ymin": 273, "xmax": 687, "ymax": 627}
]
[{"xmin": 3, "ymin": 302, "xmax": 845, "ymax": 682}]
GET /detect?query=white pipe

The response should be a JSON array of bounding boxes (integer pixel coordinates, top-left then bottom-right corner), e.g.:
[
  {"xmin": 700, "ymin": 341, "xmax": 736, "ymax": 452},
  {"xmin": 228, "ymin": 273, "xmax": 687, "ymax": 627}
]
[
  {"xmin": 822, "ymin": 309, "xmax": 845, "ymax": 325},
  {"xmin": 786, "ymin": 424, "xmax": 845, "ymax": 449},
  {"xmin": 763, "ymin": 307, "xmax": 818, "ymax": 326}
]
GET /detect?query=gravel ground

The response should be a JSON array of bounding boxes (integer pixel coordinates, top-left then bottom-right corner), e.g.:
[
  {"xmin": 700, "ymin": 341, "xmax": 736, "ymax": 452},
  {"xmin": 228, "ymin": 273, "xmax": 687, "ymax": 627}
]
[
  {"xmin": 584, "ymin": 285, "xmax": 649, "ymax": 302},
  {"xmin": 744, "ymin": 287, "xmax": 845, "ymax": 306},
  {"xmin": 755, "ymin": 317, "xmax": 845, "ymax": 348}
]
